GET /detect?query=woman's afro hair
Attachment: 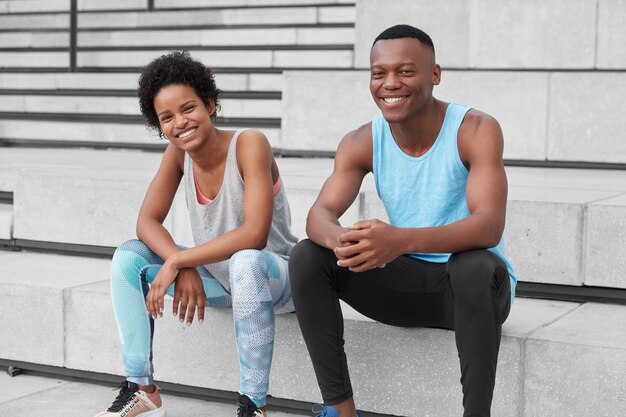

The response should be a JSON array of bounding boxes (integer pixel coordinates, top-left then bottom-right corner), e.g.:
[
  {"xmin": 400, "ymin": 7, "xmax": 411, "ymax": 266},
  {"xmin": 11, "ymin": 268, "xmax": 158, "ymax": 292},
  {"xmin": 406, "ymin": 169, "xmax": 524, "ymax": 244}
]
[{"xmin": 137, "ymin": 51, "xmax": 222, "ymax": 131}]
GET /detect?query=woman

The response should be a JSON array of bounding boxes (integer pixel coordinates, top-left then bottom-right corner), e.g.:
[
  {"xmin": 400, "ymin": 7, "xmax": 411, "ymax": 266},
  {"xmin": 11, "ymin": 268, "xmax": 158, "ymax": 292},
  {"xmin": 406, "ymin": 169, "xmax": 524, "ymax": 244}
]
[{"xmin": 95, "ymin": 51, "xmax": 298, "ymax": 417}]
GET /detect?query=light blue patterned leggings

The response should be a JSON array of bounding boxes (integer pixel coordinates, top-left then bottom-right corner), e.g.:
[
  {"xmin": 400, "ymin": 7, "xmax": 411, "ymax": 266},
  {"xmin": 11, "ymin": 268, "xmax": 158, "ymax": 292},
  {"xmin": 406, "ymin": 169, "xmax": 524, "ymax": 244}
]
[{"xmin": 110, "ymin": 239, "xmax": 294, "ymax": 407}]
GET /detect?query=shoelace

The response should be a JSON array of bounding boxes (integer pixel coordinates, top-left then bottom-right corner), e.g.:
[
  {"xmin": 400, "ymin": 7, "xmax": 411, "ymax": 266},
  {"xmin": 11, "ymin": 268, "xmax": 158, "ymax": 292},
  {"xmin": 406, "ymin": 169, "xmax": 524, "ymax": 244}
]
[
  {"xmin": 236, "ymin": 405, "xmax": 262, "ymax": 417},
  {"xmin": 107, "ymin": 381, "xmax": 138, "ymax": 412}
]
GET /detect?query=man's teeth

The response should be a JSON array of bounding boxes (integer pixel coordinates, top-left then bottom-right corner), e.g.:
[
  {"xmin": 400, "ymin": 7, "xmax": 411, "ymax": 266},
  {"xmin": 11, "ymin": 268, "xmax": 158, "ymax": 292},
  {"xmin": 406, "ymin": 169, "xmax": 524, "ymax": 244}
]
[
  {"xmin": 179, "ymin": 128, "xmax": 196, "ymax": 138},
  {"xmin": 383, "ymin": 97, "xmax": 406, "ymax": 103}
]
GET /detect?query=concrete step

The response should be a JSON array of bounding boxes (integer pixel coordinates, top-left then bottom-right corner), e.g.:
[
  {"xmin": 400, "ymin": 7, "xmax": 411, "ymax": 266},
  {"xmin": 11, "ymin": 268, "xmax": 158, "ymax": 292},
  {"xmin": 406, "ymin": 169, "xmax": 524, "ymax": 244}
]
[
  {"xmin": 0, "ymin": 72, "xmax": 283, "ymax": 92},
  {"xmin": 154, "ymin": 0, "xmax": 353, "ymax": 8},
  {"xmin": 282, "ymin": 70, "xmax": 626, "ymax": 164},
  {"xmin": 0, "ymin": 249, "xmax": 623, "ymax": 417},
  {"xmin": 75, "ymin": 49, "xmax": 354, "ymax": 70},
  {"xmin": 0, "ymin": 373, "xmax": 307, "ymax": 416},
  {"xmin": 0, "ymin": 51, "xmax": 69, "ymax": 69},
  {"xmin": 77, "ymin": 27, "xmax": 354, "ymax": 48},
  {"xmin": 0, "ymin": 119, "xmax": 282, "ymax": 149},
  {"xmin": 1, "ymin": 147, "xmax": 626, "ymax": 290},
  {"xmin": 0, "ymin": 13, "xmax": 69, "ymax": 30},
  {"xmin": 77, "ymin": 5, "xmax": 354, "ymax": 28},
  {"xmin": 0, "ymin": 0, "xmax": 69, "ymax": 14},
  {"xmin": 0, "ymin": 32, "xmax": 68, "ymax": 48},
  {"xmin": 0, "ymin": 94, "xmax": 282, "ymax": 119}
]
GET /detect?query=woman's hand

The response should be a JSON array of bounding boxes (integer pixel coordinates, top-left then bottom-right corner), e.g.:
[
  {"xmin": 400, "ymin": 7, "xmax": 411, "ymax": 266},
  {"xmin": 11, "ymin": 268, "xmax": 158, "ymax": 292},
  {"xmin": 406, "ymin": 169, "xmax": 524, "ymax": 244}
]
[
  {"xmin": 171, "ymin": 268, "xmax": 207, "ymax": 325},
  {"xmin": 146, "ymin": 259, "xmax": 179, "ymax": 320}
]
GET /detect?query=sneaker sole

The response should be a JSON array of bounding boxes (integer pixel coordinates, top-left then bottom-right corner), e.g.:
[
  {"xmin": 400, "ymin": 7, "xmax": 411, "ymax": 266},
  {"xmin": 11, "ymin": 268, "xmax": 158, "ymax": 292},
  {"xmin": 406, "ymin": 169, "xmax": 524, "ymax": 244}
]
[{"xmin": 135, "ymin": 409, "xmax": 165, "ymax": 417}]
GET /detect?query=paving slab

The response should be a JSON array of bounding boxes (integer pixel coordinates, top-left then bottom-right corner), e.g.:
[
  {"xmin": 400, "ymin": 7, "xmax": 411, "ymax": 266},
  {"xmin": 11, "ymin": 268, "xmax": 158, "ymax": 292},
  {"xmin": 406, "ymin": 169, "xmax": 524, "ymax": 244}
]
[
  {"xmin": 0, "ymin": 378, "xmax": 306, "ymax": 417},
  {"xmin": 0, "ymin": 373, "xmax": 68, "ymax": 405}
]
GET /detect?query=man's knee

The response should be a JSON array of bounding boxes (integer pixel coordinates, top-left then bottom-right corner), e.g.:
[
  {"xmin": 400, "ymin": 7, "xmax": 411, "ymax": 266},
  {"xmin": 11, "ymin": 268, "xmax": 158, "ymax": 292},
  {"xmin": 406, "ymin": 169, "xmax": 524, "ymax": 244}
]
[{"xmin": 447, "ymin": 250, "xmax": 508, "ymax": 303}]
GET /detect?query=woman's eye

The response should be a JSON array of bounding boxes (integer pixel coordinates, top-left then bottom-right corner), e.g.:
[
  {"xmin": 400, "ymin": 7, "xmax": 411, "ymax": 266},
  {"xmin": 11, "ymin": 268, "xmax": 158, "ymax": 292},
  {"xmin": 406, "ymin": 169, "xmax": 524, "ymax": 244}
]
[
  {"xmin": 161, "ymin": 116, "xmax": 172, "ymax": 122},
  {"xmin": 184, "ymin": 106, "xmax": 195, "ymax": 113}
]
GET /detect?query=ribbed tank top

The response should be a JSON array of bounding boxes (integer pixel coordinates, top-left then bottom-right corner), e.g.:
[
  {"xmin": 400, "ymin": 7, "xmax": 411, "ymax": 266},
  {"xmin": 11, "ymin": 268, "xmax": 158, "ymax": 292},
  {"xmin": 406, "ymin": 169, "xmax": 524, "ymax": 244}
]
[
  {"xmin": 372, "ymin": 103, "xmax": 516, "ymax": 299},
  {"xmin": 184, "ymin": 130, "xmax": 298, "ymax": 291}
]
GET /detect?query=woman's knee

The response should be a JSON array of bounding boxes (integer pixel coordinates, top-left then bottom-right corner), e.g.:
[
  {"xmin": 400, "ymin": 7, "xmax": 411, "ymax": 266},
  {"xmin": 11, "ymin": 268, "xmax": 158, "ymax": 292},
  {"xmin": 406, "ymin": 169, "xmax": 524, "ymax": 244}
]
[{"xmin": 228, "ymin": 249, "xmax": 266, "ymax": 288}]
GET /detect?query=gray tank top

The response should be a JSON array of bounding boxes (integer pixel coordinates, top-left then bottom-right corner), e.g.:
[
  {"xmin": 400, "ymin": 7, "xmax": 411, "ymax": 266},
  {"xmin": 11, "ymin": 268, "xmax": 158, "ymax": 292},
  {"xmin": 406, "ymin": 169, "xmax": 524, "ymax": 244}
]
[{"xmin": 184, "ymin": 130, "xmax": 298, "ymax": 290}]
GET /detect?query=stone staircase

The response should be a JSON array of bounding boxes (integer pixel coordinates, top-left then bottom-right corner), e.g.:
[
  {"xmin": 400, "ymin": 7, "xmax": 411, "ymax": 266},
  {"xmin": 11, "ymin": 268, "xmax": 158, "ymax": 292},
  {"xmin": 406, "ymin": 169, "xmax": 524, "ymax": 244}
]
[{"xmin": 1, "ymin": 1, "xmax": 625, "ymax": 416}]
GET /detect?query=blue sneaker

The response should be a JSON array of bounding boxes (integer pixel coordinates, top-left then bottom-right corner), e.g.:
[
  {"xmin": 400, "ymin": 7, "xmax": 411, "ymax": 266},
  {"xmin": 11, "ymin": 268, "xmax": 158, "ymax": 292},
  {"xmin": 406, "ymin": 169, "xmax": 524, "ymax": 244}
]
[{"xmin": 311, "ymin": 404, "xmax": 363, "ymax": 417}]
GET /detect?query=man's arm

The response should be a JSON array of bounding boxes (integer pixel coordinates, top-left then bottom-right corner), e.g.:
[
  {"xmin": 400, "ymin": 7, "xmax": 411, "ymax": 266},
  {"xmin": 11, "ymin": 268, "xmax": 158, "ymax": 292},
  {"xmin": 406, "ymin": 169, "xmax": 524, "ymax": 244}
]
[
  {"xmin": 336, "ymin": 110, "xmax": 507, "ymax": 272},
  {"xmin": 306, "ymin": 125, "xmax": 372, "ymax": 251}
]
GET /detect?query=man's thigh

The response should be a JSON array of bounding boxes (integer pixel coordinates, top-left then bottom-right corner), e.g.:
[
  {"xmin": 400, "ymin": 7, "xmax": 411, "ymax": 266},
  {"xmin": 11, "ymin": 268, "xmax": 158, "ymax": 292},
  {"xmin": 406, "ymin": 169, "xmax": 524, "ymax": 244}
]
[{"xmin": 337, "ymin": 255, "xmax": 455, "ymax": 329}]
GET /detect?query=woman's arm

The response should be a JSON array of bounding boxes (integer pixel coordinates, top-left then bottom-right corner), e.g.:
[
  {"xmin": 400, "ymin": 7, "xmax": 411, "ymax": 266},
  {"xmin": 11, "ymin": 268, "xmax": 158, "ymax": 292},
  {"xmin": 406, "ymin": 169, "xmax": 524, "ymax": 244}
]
[{"xmin": 136, "ymin": 143, "xmax": 184, "ymax": 259}]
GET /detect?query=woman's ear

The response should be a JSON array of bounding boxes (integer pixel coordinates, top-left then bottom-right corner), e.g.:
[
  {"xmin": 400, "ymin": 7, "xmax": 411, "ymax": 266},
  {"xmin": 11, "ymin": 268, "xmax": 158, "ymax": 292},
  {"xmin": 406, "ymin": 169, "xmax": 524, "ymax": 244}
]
[{"xmin": 206, "ymin": 99, "xmax": 216, "ymax": 117}]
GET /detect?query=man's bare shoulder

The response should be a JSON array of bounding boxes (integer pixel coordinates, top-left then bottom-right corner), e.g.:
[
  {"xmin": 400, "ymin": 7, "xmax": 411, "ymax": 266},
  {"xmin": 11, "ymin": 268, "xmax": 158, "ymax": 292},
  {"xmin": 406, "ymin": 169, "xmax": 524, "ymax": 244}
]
[
  {"xmin": 457, "ymin": 108, "xmax": 504, "ymax": 166},
  {"xmin": 336, "ymin": 121, "xmax": 373, "ymax": 171},
  {"xmin": 459, "ymin": 108, "xmax": 502, "ymax": 140}
]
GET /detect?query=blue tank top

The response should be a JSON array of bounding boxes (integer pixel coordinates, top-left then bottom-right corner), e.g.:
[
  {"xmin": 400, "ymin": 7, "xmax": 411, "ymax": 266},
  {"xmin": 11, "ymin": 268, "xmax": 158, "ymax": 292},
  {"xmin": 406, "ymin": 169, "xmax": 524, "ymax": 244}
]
[{"xmin": 372, "ymin": 103, "xmax": 516, "ymax": 300}]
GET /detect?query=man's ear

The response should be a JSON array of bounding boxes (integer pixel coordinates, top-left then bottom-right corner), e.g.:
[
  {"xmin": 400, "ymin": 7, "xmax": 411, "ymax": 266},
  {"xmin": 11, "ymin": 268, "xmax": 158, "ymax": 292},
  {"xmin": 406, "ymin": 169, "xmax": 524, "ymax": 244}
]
[{"xmin": 432, "ymin": 64, "xmax": 442, "ymax": 86}]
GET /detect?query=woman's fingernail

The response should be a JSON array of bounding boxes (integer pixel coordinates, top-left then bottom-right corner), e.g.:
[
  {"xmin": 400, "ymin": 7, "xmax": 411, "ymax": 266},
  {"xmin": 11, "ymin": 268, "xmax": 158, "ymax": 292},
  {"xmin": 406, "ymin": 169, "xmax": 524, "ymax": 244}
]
[
  {"xmin": 199, "ymin": 319, "xmax": 203, "ymax": 324},
  {"xmin": 186, "ymin": 321, "xmax": 191, "ymax": 326},
  {"xmin": 179, "ymin": 318, "xmax": 184, "ymax": 323}
]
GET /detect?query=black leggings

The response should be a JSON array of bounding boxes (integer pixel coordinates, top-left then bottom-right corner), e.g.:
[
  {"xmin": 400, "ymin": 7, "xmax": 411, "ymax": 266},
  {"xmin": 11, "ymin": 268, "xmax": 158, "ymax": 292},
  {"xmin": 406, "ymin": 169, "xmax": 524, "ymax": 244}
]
[{"xmin": 289, "ymin": 239, "xmax": 511, "ymax": 417}]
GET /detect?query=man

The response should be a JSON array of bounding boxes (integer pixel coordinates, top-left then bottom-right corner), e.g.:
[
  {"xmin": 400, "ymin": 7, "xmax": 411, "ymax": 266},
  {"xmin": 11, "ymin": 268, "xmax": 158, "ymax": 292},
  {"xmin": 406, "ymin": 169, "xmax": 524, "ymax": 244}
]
[{"xmin": 289, "ymin": 24, "xmax": 516, "ymax": 417}]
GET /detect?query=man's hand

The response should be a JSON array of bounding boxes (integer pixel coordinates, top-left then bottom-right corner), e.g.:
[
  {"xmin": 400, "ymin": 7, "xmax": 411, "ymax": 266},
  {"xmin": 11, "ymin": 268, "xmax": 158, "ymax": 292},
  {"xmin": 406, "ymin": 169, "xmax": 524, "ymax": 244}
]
[{"xmin": 334, "ymin": 219, "xmax": 404, "ymax": 272}]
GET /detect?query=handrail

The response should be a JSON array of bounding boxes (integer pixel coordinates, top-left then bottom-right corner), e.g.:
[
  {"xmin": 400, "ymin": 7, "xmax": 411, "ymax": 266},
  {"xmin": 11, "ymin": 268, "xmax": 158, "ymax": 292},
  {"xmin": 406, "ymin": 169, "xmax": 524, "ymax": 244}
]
[{"xmin": 69, "ymin": 0, "xmax": 77, "ymax": 72}]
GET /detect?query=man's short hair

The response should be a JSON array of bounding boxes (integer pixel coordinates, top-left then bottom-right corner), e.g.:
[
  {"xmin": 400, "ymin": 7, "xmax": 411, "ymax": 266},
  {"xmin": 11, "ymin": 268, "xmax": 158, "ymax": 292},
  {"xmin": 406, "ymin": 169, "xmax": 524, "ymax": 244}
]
[{"xmin": 373, "ymin": 24, "xmax": 435, "ymax": 56}]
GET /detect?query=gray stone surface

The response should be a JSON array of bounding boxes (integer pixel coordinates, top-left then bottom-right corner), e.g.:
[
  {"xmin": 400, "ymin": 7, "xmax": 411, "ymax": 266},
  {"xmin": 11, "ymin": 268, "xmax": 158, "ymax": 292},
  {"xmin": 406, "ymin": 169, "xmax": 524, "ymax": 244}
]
[
  {"xmin": 0, "ymin": 72, "xmax": 139, "ymax": 90},
  {"xmin": 505, "ymin": 199, "xmax": 584, "ymax": 286},
  {"xmin": 0, "ymin": 32, "xmax": 68, "ymax": 48},
  {"xmin": 0, "ymin": 251, "xmax": 110, "ymax": 367},
  {"xmin": 281, "ymin": 70, "xmax": 378, "ymax": 152},
  {"xmin": 0, "ymin": 373, "xmax": 68, "ymax": 405},
  {"xmin": 585, "ymin": 193, "xmax": 626, "ymax": 289},
  {"xmin": 0, "ymin": 13, "xmax": 69, "ymax": 30},
  {"xmin": 0, "ymin": 119, "xmax": 280, "ymax": 149},
  {"xmin": 354, "ymin": 0, "xmax": 471, "ymax": 69},
  {"xmin": 597, "ymin": 0, "xmax": 626, "ymax": 69},
  {"xmin": 469, "ymin": 0, "xmax": 596, "ymax": 69},
  {"xmin": 548, "ymin": 72, "xmax": 626, "ymax": 163},
  {"xmin": 0, "ymin": 379, "xmax": 306, "ymax": 417},
  {"xmin": 0, "ymin": 52, "xmax": 68, "ymax": 68},
  {"xmin": 13, "ymin": 171, "xmax": 156, "ymax": 248},
  {"xmin": 78, "ymin": 50, "xmax": 274, "ymax": 69},
  {"xmin": 79, "ymin": 0, "xmax": 147, "ymax": 11},
  {"xmin": 64, "ymin": 281, "xmax": 125, "ymax": 376},
  {"xmin": 435, "ymin": 71, "xmax": 549, "ymax": 161},
  {"xmin": 0, "ymin": 0, "xmax": 68, "ymax": 13},
  {"xmin": 0, "ymin": 203, "xmax": 12, "ymax": 240},
  {"xmin": 524, "ymin": 303, "xmax": 626, "ymax": 417}
]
